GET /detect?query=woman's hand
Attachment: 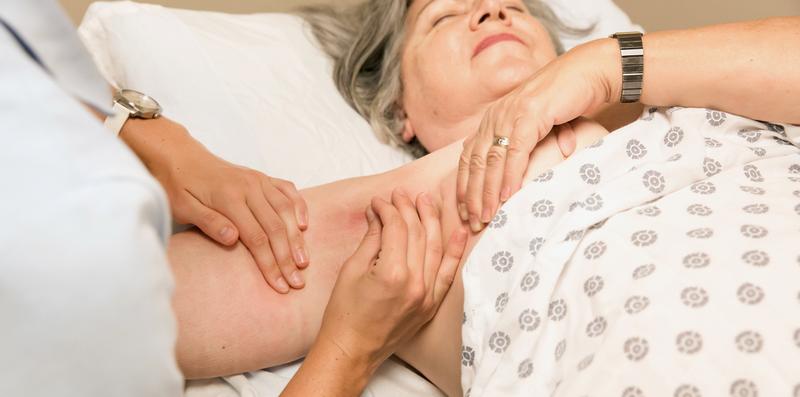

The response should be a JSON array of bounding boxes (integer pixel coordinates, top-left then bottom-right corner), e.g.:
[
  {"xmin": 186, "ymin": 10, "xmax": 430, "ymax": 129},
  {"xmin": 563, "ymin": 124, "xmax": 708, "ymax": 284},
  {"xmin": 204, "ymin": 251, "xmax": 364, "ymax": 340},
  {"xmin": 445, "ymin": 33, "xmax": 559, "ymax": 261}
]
[
  {"xmin": 121, "ymin": 117, "xmax": 309, "ymax": 294},
  {"xmin": 456, "ymin": 41, "xmax": 617, "ymax": 232},
  {"xmin": 281, "ymin": 189, "xmax": 468, "ymax": 396}
]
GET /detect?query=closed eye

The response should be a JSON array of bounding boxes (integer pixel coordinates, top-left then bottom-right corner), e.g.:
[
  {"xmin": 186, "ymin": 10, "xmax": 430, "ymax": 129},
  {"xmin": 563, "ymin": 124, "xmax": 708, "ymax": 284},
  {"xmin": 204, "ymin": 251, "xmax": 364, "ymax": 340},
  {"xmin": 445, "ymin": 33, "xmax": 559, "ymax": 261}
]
[{"xmin": 433, "ymin": 14, "xmax": 455, "ymax": 27}]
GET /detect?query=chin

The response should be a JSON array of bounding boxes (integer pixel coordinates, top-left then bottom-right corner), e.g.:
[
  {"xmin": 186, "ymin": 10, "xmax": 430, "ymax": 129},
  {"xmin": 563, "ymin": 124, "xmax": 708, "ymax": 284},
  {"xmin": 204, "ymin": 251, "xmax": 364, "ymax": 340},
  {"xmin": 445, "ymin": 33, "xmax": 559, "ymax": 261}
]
[{"xmin": 483, "ymin": 65, "xmax": 536, "ymax": 98}]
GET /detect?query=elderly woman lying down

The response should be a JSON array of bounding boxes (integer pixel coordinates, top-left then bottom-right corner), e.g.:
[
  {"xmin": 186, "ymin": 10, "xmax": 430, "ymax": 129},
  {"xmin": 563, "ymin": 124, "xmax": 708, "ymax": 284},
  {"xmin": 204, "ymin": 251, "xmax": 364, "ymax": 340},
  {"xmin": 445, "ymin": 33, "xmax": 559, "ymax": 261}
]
[{"xmin": 168, "ymin": 0, "xmax": 800, "ymax": 395}]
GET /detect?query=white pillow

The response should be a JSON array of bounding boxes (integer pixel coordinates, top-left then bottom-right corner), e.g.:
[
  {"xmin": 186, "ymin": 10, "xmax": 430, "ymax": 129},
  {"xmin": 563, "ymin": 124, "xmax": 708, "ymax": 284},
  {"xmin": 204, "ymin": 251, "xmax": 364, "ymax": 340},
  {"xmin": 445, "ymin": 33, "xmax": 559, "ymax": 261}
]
[{"xmin": 78, "ymin": 1, "xmax": 639, "ymax": 189}]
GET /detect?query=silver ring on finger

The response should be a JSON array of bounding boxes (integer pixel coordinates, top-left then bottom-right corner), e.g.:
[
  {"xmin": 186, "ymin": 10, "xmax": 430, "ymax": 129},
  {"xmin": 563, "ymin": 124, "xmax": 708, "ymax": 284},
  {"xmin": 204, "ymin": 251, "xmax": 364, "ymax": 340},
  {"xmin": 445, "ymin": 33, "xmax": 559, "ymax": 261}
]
[{"xmin": 493, "ymin": 135, "xmax": 510, "ymax": 149}]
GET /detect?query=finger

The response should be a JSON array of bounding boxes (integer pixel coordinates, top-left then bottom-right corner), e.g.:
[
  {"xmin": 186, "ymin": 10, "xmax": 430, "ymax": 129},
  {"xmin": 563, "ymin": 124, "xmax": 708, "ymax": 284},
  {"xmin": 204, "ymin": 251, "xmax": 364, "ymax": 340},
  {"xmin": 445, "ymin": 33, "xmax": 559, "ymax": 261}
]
[
  {"xmin": 370, "ymin": 197, "xmax": 408, "ymax": 277},
  {"xmin": 456, "ymin": 137, "xmax": 474, "ymax": 223},
  {"xmin": 248, "ymin": 190, "xmax": 305, "ymax": 289},
  {"xmin": 272, "ymin": 178, "xmax": 309, "ymax": 231},
  {"xmin": 348, "ymin": 205, "xmax": 383, "ymax": 267},
  {"xmin": 555, "ymin": 122, "xmax": 577, "ymax": 158},
  {"xmin": 391, "ymin": 189, "xmax": 425, "ymax": 281},
  {"xmin": 466, "ymin": 111, "xmax": 495, "ymax": 232},
  {"xmin": 482, "ymin": 103, "xmax": 512, "ymax": 223},
  {"xmin": 224, "ymin": 205, "xmax": 291, "ymax": 294},
  {"xmin": 179, "ymin": 190, "xmax": 238, "ymax": 245},
  {"xmin": 432, "ymin": 226, "xmax": 468, "ymax": 305},
  {"xmin": 501, "ymin": 116, "xmax": 542, "ymax": 201},
  {"xmin": 416, "ymin": 192, "xmax": 442, "ymax": 293},
  {"xmin": 261, "ymin": 178, "xmax": 309, "ymax": 269}
]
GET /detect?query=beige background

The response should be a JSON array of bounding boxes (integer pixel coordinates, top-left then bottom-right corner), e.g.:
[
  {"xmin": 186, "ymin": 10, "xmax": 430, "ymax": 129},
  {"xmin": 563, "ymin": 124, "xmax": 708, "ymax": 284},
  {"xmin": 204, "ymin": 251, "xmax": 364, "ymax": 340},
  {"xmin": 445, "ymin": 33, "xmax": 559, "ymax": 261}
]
[{"xmin": 60, "ymin": 0, "xmax": 799, "ymax": 31}]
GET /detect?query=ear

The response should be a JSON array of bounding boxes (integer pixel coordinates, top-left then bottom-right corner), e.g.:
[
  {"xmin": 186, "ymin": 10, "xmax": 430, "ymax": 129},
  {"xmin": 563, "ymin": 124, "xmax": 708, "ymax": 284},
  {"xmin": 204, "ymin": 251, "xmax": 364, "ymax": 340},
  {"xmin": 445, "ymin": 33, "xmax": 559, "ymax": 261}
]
[{"xmin": 401, "ymin": 118, "xmax": 416, "ymax": 143}]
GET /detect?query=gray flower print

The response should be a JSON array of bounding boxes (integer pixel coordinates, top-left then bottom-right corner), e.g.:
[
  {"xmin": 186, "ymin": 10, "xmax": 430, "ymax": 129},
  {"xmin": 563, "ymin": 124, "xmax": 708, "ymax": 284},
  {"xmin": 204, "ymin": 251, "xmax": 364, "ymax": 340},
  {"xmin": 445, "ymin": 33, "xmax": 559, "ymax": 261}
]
[
  {"xmin": 531, "ymin": 199, "xmax": 555, "ymax": 218},
  {"xmin": 664, "ymin": 127, "xmax": 685, "ymax": 147},
  {"xmin": 548, "ymin": 299, "xmax": 568, "ymax": 321},
  {"xmin": 735, "ymin": 331, "xmax": 763, "ymax": 353},
  {"xmin": 703, "ymin": 157, "xmax": 723, "ymax": 177},
  {"xmin": 488, "ymin": 331, "xmax": 510, "ymax": 353},
  {"xmin": 687, "ymin": 204, "xmax": 713, "ymax": 216},
  {"xmin": 705, "ymin": 137, "xmax": 723, "ymax": 148},
  {"xmin": 738, "ymin": 128, "xmax": 762, "ymax": 143},
  {"xmin": 564, "ymin": 230, "xmax": 585, "ymax": 241},
  {"xmin": 577, "ymin": 354, "xmax": 594, "ymax": 371},
  {"xmin": 465, "ymin": 389, "xmax": 471, "ymax": 397},
  {"xmin": 586, "ymin": 316, "xmax": 608, "ymax": 337},
  {"xmin": 790, "ymin": 164, "xmax": 800, "ymax": 174},
  {"xmin": 519, "ymin": 309, "xmax": 541, "ymax": 332},
  {"xmin": 683, "ymin": 252, "xmax": 711, "ymax": 269},
  {"xmin": 749, "ymin": 146, "xmax": 767, "ymax": 157},
  {"xmin": 568, "ymin": 201, "xmax": 584, "ymax": 212},
  {"xmin": 492, "ymin": 251, "xmax": 514, "ymax": 272},
  {"xmin": 520, "ymin": 271, "xmax": 540, "ymax": 292},
  {"xmin": 495, "ymin": 292, "xmax": 509, "ymax": 313},
  {"xmin": 794, "ymin": 328, "xmax": 800, "ymax": 348},
  {"xmin": 637, "ymin": 206, "xmax": 661, "ymax": 217},
  {"xmin": 518, "ymin": 359, "xmax": 533, "ymax": 378},
  {"xmin": 675, "ymin": 384, "xmax": 702, "ymax": 397},
  {"xmin": 642, "ymin": 107, "xmax": 658, "ymax": 121},
  {"xmin": 729, "ymin": 379, "xmax": 758, "ymax": 397},
  {"xmin": 555, "ymin": 339, "xmax": 566, "ymax": 360},
  {"xmin": 691, "ymin": 181, "xmax": 716, "ymax": 195},
  {"xmin": 742, "ymin": 204, "xmax": 769, "ymax": 214},
  {"xmin": 461, "ymin": 345, "xmax": 475, "ymax": 367},
  {"xmin": 742, "ymin": 250, "xmax": 769, "ymax": 266},
  {"xmin": 706, "ymin": 110, "xmax": 727, "ymax": 126},
  {"xmin": 624, "ymin": 337, "xmax": 649, "ymax": 361},
  {"xmin": 580, "ymin": 164, "xmax": 602, "ymax": 184},
  {"xmin": 676, "ymin": 331, "xmax": 703, "ymax": 354},
  {"xmin": 668, "ymin": 153, "xmax": 683, "ymax": 162},
  {"xmin": 626, "ymin": 139, "xmax": 648, "ymax": 159},
  {"xmin": 737, "ymin": 283, "xmax": 765, "ymax": 305},
  {"xmin": 529, "ymin": 237, "xmax": 545, "ymax": 258},
  {"xmin": 796, "ymin": 203, "xmax": 800, "ymax": 216},
  {"xmin": 489, "ymin": 209, "xmax": 507, "ymax": 229},
  {"xmin": 743, "ymin": 164, "xmax": 764, "ymax": 182},
  {"xmin": 740, "ymin": 185, "xmax": 766, "ymax": 195},
  {"xmin": 633, "ymin": 264, "xmax": 656, "ymax": 279},
  {"xmin": 584, "ymin": 241, "xmax": 608, "ymax": 259},
  {"xmin": 681, "ymin": 287, "xmax": 709, "ymax": 308},
  {"xmin": 642, "ymin": 170, "xmax": 666, "ymax": 193},
  {"xmin": 763, "ymin": 121, "xmax": 786, "ymax": 136},
  {"xmin": 588, "ymin": 138, "xmax": 604, "ymax": 149},
  {"xmin": 740, "ymin": 224, "xmax": 768, "ymax": 238},
  {"xmin": 687, "ymin": 228, "xmax": 714, "ymax": 239},
  {"xmin": 533, "ymin": 169, "xmax": 553, "ymax": 183},
  {"xmin": 623, "ymin": 386, "xmax": 645, "ymax": 397},
  {"xmin": 583, "ymin": 193, "xmax": 604, "ymax": 211},
  {"xmin": 584, "ymin": 275, "xmax": 604, "ymax": 296},
  {"xmin": 631, "ymin": 230, "xmax": 658, "ymax": 247},
  {"xmin": 795, "ymin": 190, "xmax": 800, "ymax": 199},
  {"xmin": 625, "ymin": 296, "xmax": 651, "ymax": 314},
  {"xmin": 589, "ymin": 219, "xmax": 608, "ymax": 230}
]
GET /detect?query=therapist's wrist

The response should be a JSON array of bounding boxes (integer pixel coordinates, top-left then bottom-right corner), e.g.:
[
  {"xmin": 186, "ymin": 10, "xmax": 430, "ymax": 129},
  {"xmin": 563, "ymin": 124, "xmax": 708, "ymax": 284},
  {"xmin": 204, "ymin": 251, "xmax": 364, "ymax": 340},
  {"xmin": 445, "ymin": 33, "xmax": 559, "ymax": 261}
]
[
  {"xmin": 119, "ymin": 117, "xmax": 198, "ymax": 172},
  {"xmin": 577, "ymin": 38, "xmax": 624, "ymax": 105}
]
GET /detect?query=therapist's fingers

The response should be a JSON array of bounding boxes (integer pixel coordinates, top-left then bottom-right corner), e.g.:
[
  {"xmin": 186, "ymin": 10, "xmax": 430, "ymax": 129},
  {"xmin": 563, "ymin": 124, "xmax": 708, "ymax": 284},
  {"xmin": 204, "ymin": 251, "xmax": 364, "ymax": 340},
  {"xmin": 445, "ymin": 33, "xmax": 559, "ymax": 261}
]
[
  {"xmin": 416, "ymin": 192, "xmax": 441, "ymax": 293},
  {"xmin": 391, "ymin": 189, "xmax": 425, "ymax": 283},
  {"xmin": 260, "ymin": 177, "xmax": 309, "ymax": 270},
  {"xmin": 465, "ymin": 112, "xmax": 496, "ymax": 233},
  {"xmin": 370, "ymin": 196, "xmax": 408, "ymax": 281},
  {"xmin": 223, "ymin": 203, "xmax": 291, "ymax": 294},
  {"xmin": 348, "ymin": 205, "xmax": 383, "ymax": 268},
  {"xmin": 432, "ymin": 226, "xmax": 468, "ymax": 306},
  {"xmin": 271, "ymin": 177, "xmax": 309, "ymax": 231},
  {"xmin": 481, "ymin": 102, "xmax": 512, "ymax": 224},
  {"xmin": 177, "ymin": 190, "xmax": 238, "ymax": 246},
  {"xmin": 501, "ymin": 115, "xmax": 542, "ymax": 203},
  {"xmin": 248, "ymin": 189, "xmax": 305, "ymax": 289},
  {"xmin": 456, "ymin": 137, "xmax": 475, "ymax": 223}
]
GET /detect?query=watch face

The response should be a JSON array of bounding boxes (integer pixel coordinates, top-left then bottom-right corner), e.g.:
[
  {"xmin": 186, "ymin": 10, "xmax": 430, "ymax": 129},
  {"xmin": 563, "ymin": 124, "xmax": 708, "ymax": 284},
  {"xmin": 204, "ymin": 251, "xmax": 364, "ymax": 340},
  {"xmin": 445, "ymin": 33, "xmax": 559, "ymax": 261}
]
[{"xmin": 118, "ymin": 89, "xmax": 161, "ymax": 115}]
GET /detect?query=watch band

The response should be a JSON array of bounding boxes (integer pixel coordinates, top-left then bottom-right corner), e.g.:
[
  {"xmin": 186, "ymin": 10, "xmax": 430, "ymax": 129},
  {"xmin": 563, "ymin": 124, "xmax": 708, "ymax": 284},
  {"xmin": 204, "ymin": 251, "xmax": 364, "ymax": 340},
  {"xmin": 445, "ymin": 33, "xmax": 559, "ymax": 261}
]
[
  {"xmin": 610, "ymin": 32, "xmax": 644, "ymax": 103},
  {"xmin": 103, "ymin": 102, "xmax": 131, "ymax": 137}
]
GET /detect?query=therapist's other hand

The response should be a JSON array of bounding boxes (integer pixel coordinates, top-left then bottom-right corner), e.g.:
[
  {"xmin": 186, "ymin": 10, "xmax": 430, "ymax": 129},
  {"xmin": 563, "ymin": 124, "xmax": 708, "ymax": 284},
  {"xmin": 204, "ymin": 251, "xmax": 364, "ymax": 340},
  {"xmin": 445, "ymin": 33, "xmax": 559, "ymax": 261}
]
[
  {"xmin": 456, "ymin": 41, "xmax": 615, "ymax": 232},
  {"xmin": 121, "ymin": 117, "xmax": 309, "ymax": 294},
  {"xmin": 319, "ymin": 189, "xmax": 468, "ymax": 370}
]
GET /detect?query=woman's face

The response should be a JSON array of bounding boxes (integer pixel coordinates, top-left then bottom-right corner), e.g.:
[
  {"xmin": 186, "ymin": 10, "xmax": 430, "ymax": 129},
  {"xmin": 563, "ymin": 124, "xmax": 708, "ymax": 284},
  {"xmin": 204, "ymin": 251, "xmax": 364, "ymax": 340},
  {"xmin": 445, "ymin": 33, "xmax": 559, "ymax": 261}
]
[{"xmin": 401, "ymin": 0, "xmax": 557, "ymax": 151}]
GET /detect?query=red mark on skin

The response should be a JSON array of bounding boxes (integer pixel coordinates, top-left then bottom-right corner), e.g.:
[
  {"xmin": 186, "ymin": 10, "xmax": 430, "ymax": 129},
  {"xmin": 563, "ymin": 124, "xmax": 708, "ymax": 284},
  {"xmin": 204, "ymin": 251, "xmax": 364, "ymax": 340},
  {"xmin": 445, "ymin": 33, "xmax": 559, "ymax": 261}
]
[{"xmin": 473, "ymin": 33, "xmax": 525, "ymax": 58}]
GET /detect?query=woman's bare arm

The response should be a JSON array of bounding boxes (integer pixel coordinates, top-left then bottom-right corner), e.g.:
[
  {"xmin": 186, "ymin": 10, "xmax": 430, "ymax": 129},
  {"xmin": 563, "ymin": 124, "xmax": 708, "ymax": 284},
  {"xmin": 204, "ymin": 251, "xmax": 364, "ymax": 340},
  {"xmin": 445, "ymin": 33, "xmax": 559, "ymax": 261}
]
[{"xmin": 169, "ymin": 119, "xmax": 607, "ymax": 382}]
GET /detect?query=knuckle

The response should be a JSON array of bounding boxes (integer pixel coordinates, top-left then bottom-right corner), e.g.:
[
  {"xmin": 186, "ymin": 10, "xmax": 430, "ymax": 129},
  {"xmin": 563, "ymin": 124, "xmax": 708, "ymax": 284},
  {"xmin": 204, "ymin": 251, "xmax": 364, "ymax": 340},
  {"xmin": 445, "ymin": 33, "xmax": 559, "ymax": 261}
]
[
  {"xmin": 246, "ymin": 231, "xmax": 270, "ymax": 248},
  {"xmin": 486, "ymin": 148, "xmax": 506, "ymax": 167},
  {"xmin": 265, "ymin": 219, "xmax": 288, "ymax": 236},
  {"xmin": 198, "ymin": 209, "xmax": 220, "ymax": 227},
  {"xmin": 469, "ymin": 153, "xmax": 486, "ymax": 172}
]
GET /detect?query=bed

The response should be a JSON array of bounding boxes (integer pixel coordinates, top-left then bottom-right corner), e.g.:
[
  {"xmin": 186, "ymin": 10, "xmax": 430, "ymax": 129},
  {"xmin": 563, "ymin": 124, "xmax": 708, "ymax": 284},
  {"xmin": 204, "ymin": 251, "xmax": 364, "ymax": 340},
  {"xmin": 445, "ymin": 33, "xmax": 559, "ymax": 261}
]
[{"xmin": 78, "ymin": 1, "xmax": 799, "ymax": 396}]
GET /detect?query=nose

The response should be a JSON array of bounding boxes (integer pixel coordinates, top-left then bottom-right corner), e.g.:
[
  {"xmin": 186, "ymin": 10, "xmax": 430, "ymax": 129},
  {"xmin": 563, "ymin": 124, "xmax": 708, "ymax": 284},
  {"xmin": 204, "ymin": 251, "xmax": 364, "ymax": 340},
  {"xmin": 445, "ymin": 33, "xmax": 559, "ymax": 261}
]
[{"xmin": 470, "ymin": 0, "xmax": 511, "ymax": 30}]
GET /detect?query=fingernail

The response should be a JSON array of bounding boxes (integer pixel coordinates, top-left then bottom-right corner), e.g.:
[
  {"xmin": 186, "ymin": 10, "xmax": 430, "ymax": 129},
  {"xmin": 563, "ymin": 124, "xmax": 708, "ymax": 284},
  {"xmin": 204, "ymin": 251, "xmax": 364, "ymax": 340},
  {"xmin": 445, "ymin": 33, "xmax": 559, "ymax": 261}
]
[
  {"xmin": 500, "ymin": 186, "xmax": 511, "ymax": 202},
  {"xmin": 469, "ymin": 216, "xmax": 482, "ymax": 233},
  {"xmin": 481, "ymin": 207, "xmax": 492, "ymax": 223},
  {"xmin": 276, "ymin": 277, "xmax": 290, "ymax": 293},
  {"xmin": 289, "ymin": 271, "xmax": 305, "ymax": 288},
  {"xmin": 220, "ymin": 227, "xmax": 234, "ymax": 241},
  {"xmin": 458, "ymin": 204, "xmax": 468, "ymax": 221},
  {"xmin": 294, "ymin": 247, "xmax": 309, "ymax": 266}
]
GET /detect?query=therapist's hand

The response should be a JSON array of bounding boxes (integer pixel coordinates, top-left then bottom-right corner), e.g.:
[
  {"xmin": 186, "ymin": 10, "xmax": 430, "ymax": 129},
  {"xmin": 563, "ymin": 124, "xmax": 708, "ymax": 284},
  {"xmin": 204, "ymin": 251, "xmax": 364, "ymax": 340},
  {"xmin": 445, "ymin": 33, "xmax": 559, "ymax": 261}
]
[
  {"xmin": 120, "ymin": 117, "xmax": 310, "ymax": 294},
  {"xmin": 456, "ymin": 40, "xmax": 617, "ymax": 232},
  {"xmin": 282, "ymin": 189, "xmax": 468, "ymax": 397}
]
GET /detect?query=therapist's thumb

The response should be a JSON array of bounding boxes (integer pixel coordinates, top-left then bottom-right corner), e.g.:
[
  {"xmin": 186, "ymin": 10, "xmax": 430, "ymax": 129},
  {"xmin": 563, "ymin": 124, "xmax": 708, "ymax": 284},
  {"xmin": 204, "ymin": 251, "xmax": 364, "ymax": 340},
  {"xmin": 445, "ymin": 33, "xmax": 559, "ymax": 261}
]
[{"xmin": 350, "ymin": 206, "xmax": 382, "ymax": 265}]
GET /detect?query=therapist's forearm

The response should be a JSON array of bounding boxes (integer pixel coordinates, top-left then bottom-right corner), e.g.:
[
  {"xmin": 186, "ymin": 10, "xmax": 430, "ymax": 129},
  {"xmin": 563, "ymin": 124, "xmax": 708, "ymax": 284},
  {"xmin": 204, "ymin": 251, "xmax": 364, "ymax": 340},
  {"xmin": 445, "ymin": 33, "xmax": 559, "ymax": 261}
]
[
  {"xmin": 594, "ymin": 16, "xmax": 800, "ymax": 124},
  {"xmin": 281, "ymin": 336, "xmax": 377, "ymax": 397}
]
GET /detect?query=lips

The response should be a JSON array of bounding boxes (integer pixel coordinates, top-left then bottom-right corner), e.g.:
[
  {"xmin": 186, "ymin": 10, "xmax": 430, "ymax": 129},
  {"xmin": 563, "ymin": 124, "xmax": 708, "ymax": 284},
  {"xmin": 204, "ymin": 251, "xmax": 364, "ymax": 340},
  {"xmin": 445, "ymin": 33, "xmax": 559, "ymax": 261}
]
[{"xmin": 473, "ymin": 33, "xmax": 525, "ymax": 58}]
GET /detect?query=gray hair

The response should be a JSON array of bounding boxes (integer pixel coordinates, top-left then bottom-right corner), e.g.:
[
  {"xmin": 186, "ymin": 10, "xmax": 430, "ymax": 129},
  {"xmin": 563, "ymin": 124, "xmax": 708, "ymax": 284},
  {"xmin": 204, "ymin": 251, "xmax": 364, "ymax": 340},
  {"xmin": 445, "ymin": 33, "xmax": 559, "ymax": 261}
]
[{"xmin": 299, "ymin": 0, "xmax": 588, "ymax": 158}]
